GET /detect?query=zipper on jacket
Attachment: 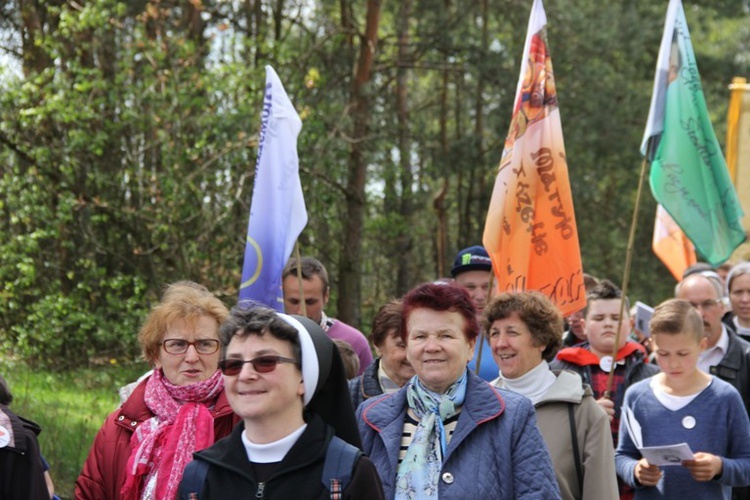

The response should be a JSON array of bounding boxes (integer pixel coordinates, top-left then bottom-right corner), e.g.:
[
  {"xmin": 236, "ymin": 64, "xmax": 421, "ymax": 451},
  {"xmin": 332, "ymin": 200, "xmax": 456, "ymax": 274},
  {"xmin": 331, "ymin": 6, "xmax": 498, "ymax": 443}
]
[{"xmin": 255, "ymin": 482, "xmax": 265, "ymax": 498}]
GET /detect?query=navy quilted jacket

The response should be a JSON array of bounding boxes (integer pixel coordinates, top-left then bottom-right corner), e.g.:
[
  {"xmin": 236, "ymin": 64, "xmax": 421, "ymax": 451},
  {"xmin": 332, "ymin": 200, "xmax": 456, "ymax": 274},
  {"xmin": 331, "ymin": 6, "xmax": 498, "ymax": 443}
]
[
  {"xmin": 357, "ymin": 370, "xmax": 561, "ymax": 499},
  {"xmin": 348, "ymin": 358, "xmax": 384, "ymax": 410}
]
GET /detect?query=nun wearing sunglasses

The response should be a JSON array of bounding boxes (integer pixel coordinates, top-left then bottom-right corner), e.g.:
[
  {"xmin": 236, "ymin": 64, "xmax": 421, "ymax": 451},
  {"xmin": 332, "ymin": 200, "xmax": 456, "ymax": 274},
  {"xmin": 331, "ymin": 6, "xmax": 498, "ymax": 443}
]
[{"xmin": 178, "ymin": 306, "xmax": 384, "ymax": 499}]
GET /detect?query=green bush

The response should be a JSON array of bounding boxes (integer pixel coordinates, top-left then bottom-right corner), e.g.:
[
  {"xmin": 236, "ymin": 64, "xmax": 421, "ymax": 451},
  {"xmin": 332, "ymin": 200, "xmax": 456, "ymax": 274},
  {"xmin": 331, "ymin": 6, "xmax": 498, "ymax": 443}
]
[
  {"xmin": 2, "ymin": 274, "xmax": 148, "ymax": 370},
  {"xmin": 3, "ymin": 361, "xmax": 150, "ymax": 499}
]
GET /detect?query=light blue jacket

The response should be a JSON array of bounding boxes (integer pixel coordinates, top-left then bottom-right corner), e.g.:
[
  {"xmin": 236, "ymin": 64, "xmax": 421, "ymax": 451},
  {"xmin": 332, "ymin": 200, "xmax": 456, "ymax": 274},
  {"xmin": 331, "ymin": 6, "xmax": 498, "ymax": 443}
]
[{"xmin": 357, "ymin": 370, "xmax": 561, "ymax": 499}]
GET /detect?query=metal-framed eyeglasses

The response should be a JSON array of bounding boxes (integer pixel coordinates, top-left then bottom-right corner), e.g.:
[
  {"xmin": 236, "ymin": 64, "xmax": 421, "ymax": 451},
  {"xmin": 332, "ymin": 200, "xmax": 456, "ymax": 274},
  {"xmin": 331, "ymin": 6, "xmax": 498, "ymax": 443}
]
[{"xmin": 160, "ymin": 339, "xmax": 220, "ymax": 355}]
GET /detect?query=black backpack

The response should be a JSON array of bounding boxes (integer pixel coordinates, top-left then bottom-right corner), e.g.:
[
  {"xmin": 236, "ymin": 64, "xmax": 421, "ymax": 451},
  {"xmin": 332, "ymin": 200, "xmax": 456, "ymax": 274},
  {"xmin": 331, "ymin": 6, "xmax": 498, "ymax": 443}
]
[{"xmin": 179, "ymin": 435, "xmax": 362, "ymax": 499}]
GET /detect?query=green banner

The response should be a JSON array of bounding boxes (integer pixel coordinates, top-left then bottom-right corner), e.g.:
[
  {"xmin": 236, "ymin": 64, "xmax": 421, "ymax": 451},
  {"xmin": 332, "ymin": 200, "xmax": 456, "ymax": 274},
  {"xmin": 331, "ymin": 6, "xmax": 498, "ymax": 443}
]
[{"xmin": 650, "ymin": 7, "xmax": 745, "ymax": 266}]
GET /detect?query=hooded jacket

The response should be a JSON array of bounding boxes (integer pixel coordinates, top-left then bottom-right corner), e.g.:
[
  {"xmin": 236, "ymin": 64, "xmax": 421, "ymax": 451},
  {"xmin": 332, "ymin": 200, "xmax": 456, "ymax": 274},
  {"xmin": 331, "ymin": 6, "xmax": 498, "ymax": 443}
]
[
  {"xmin": 550, "ymin": 341, "xmax": 659, "ymax": 424},
  {"xmin": 493, "ymin": 370, "xmax": 618, "ymax": 500},
  {"xmin": 357, "ymin": 370, "xmax": 561, "ymax": 499}
]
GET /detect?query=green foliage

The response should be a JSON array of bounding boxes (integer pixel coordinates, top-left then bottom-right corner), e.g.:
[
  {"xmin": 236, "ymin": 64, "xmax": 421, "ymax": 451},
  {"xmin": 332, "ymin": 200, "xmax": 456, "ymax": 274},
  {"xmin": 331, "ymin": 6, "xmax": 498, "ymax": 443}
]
[
  {"xmin": 1, "ymin": 0, "xmax": 749, "ymax": 357},
  {"xmin": 2, "ymin": 271, "xmax": 148, "ymax": 370},
  {"xmin": 3, "ymin": 361, "xmax": 150, "ymax": 498}
]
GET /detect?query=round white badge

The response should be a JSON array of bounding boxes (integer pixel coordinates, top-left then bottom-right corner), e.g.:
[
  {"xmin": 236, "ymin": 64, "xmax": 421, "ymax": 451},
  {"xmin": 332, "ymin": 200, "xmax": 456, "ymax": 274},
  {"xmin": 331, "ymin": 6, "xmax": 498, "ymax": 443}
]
[
  {"xmin": 599, "ymin": 356, "xmax": 613, "ymax": 372},
  {"xmin": 682, "ymin": 416, "xmax": 696, "ymax": 429},
  {"xmin": 0, "ymin": 425, "xmax": 10, "ymax": 448}
]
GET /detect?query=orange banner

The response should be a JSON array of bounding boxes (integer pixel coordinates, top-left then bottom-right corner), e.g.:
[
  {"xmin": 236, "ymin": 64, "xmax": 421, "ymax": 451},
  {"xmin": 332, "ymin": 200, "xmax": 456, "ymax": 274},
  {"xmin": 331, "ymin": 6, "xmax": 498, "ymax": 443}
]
[
  {"xmin": 483, "ymin": 0, "xmax": 585, "ymax": 316},
  {"xmin": 652, "ymin": 204, "xmax": 697, "ymax": 281}
]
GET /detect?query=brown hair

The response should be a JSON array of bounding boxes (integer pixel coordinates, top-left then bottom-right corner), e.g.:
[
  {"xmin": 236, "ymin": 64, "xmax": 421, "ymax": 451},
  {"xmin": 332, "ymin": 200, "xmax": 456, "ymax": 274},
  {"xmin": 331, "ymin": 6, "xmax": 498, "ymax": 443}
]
[
  {"xmin": 482, "ymin": 291, "xmax": 563, "ymax": 362},
  {"xmin": 138, "ymin": 281, "xmax": 229, "ymax": 364},
  {"xmin": 584, "ymin": 279, "xmax": 630, "ymax": 318},
  {"xmin": 219, "ymin": 306, "xmax": 302, "ymax": 364},
  {"xmin": 282, "ymin": 256, "xmax": 329, "ymax": 292},
  {"xmin": 369, "ymin": 300, "xmax": 403, "ymax": 348},
  {"xmin": 649, "ymin": 298, "xmax": 704, "ymax": 343},
  {"xmin": 333, "ymin": 339, "xmax": 360, "ymax": 379}
]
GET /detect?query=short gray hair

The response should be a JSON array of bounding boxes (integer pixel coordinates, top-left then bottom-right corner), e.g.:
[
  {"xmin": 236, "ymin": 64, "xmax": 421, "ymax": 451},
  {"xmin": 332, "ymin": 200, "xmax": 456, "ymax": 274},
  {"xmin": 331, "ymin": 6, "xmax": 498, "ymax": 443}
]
[{"xmin": 727, "ymin": 262, "xmax": 750, "ymax": 296}]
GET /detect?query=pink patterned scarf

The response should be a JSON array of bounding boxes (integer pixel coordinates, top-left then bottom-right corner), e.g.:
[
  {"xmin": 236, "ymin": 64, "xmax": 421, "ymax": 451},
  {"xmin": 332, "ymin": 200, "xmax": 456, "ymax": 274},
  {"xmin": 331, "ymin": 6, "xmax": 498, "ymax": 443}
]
[{"xmin": 120, "ymin": 368, "xmax": 223, "ymax": 500}]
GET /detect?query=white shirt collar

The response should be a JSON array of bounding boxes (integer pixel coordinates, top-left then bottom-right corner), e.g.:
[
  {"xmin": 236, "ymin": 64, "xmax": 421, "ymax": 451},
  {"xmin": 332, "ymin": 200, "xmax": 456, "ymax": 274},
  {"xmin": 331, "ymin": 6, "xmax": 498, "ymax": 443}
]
[
  {"xmin": 242, "ymin": 423, "xmax": 307, "ymax": 463},
  {"xmin": 697, "ymin": 324, "xmax": 729, "ymax": 373}
]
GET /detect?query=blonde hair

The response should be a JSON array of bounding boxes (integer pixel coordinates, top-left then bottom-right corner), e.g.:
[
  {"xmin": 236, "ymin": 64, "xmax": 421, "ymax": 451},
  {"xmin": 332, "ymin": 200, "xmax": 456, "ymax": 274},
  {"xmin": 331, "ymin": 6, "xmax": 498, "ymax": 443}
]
[
  {"xmin": 649, "ymin": 298, "xmax": 704, "ymax": 343},
  {"xmin": 138, "ymin": 281, "xmax": 229, "ymax": 364}
]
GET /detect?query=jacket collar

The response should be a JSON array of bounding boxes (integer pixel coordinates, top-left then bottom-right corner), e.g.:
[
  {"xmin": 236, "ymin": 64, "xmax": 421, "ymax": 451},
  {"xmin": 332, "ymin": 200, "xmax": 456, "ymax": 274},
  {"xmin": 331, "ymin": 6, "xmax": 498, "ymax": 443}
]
[
  {"xmin": 361, "ymin": 371, "xmax": 506, "ymax": 464},
  {"xmin": 360, "ymin": 358, "xmax": 383, "ymax": 400},
  {"xmin": 362, "ymin": 370, "xmax": 504, "ymax": 430}
]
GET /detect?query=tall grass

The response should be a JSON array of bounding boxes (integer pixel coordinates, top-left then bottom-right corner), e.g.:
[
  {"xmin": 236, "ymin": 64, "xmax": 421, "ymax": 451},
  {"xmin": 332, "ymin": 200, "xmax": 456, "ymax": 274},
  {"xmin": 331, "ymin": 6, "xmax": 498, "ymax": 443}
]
[{"xmin": 3, "ymin": 360, "xmax": 149, "ymax": 499}]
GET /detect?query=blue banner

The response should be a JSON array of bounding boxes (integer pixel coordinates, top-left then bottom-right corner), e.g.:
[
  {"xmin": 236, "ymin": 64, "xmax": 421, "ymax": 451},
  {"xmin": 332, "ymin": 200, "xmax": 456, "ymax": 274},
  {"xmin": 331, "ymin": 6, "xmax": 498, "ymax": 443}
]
[{"xmin": 239, "ymin": 66, "xmax": 307, "ymax": 310}]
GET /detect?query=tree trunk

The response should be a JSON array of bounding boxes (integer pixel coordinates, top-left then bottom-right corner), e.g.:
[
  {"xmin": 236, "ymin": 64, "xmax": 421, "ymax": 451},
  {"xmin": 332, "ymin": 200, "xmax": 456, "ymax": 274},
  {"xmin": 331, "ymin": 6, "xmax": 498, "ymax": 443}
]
[
  {"xmin": 19, "ymin": 0, "xmax": 53, "ymax": 76},
  {"xmin": 395, "ymin": 0, "xmax": 412, "ymax": 295},
  {"xmin": 338, "ymin": 0, "xmax": 381, "ymax": 327}
]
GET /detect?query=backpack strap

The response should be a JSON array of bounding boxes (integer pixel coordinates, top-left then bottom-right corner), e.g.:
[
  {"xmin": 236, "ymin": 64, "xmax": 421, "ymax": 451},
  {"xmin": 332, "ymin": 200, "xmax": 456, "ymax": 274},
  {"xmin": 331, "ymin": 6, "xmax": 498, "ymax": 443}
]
[
  {"xmin": 322, "ymin": 436, "xmax": 363, "ymax": 500},
  {"xmin": 178, "ymin": 459, "xmax": 210, "ymax": 500},
  {"xmin": 568, "ymin": 403, "xmax": 584, "ymax": 496}
]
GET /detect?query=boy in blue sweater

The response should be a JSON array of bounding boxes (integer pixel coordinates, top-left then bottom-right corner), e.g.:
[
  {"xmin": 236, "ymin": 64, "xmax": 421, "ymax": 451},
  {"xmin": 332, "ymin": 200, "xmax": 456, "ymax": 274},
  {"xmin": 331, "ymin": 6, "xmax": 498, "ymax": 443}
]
[{"xmin": 615, "ymin": 299, "xmax": 750, "ymax": 499}]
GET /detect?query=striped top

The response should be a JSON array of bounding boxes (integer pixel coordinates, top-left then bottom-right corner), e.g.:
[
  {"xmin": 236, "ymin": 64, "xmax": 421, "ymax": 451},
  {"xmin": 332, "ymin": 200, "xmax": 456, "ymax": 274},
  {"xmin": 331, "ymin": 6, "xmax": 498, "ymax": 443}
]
[{"xmin": 398, "ymin": 408, "xmax": 461, "ymax": 463}]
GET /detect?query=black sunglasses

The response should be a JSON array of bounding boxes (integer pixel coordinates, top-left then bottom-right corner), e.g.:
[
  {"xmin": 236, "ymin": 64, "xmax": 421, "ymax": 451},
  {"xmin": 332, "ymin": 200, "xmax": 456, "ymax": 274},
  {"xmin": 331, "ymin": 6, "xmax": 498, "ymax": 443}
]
[{"xmin": 218, "ymin": 355, "xmax": 299, "ymax": 376}]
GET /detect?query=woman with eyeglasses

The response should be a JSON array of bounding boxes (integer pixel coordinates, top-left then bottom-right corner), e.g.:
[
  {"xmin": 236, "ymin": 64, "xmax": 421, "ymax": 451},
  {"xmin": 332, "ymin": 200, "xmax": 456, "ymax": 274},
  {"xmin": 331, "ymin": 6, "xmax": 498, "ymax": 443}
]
[
  {"xmin": 177, "ymin": 306, "xmax": 383, "ymax": 499},
  {"xmin": 76, "ymin": 281, "xmax": 239, "ymax": 500}
]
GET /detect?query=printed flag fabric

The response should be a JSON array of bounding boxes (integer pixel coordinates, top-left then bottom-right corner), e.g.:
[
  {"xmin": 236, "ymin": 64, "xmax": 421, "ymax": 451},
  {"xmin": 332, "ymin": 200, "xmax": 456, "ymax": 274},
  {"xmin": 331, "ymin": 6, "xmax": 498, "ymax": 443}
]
[
  {"xmin": 642, "ymin": 0, "xmax": 745, "ymax": 267},
  {"xmin": 239, "ymin": 66, "xmax": 308, "ymax": 310},
  {"xmin": 653, "ymin": 204, "xmax": 697, "ymax": 281},
  {"xmin": 482, "ymin": 0, "xmax": 585, "ymax": 316}
]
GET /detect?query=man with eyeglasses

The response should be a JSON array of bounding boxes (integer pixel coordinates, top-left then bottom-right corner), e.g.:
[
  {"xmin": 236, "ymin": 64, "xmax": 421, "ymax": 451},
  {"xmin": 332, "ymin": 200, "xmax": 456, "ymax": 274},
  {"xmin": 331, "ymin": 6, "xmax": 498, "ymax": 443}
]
[{"xmin": 676, "ymin": 272, "xmax": 750, "ymax": 418}]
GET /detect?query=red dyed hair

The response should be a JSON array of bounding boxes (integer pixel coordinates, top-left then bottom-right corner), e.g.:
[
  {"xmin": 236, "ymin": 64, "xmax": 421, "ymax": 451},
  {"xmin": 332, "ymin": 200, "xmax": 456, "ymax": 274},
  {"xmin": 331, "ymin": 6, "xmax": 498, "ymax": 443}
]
[{"xmin": 401, "ymin": 282, "xmax": 479, "ymax": 343}]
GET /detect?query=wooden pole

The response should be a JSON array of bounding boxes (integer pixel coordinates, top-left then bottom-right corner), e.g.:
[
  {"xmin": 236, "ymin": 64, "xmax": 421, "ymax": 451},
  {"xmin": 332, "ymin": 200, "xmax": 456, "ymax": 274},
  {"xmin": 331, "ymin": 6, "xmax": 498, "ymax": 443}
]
[
  {"xmin": 294, "ymin": 241, "xmax": 307, "ymax": 317},
  {"xmin": 474, "ymin": 271, "xmax": 495, "ymax": 375},
  {"xmin": 604, "ymin": 157, "xmax": 649, "ymax": 398}
]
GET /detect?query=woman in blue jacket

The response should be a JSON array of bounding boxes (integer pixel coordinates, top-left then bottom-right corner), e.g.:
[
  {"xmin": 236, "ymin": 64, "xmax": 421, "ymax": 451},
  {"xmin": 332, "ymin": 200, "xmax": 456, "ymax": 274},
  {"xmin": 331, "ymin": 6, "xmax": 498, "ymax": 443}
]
[{"xmin": 356, "ymin": 282, "xmax": 560, "ymax": 499}]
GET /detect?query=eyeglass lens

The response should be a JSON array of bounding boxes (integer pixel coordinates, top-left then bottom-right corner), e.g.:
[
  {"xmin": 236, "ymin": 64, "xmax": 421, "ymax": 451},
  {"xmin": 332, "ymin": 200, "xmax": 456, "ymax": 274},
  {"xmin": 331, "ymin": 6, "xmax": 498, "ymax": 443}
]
[
  {"xmin": 162, "ymin": 339, "xmax": 219, "ymax": 355},
  {"xmin": 219, "ymin": 356, "xmax": 297, "ymax": 375}
]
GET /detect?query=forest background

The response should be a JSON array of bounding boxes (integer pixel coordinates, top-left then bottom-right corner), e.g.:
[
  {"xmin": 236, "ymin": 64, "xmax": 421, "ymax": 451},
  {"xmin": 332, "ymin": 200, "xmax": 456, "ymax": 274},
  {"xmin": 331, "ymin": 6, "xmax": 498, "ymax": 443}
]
[
  {"xmin": 1, "ymin": 0, "xmax": 749, "ymax": 496},
  {"xmin": 2, "ymin": 0, "xmax": 750, "ymax": 367}
]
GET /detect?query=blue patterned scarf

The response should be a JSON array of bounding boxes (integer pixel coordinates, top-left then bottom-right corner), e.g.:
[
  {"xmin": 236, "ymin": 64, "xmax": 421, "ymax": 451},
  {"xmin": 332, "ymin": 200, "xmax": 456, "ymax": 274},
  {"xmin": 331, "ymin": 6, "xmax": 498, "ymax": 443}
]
[{"xmin": 395, "ymin": 371, "xmax": 467, "ymax": 499}]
